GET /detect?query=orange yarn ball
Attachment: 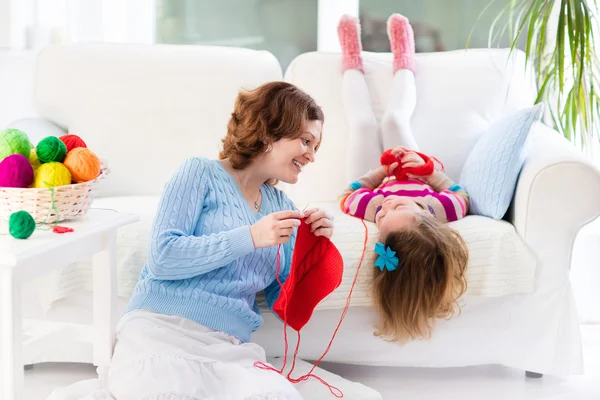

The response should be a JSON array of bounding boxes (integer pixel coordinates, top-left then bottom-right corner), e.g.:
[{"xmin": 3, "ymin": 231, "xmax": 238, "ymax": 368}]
[{"xmin": 63, "ymin": 148, "xmax": 101, "ymax": 183}]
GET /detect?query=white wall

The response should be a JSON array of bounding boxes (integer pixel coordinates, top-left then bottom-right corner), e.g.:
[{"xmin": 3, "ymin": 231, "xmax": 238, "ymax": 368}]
[
  {"xmin": 0, "ymin": 0, "xmax": 11, "ymax": 47},
  {"xmin": 66, "ymin": 0, "xmax": 155, "ymax": 44},
  {"xmin": 317, "ymin": 0, "xmax": 359, "ymax": 51},
  {"xmin": 0, "ymin": 0, "xmax": 156, "ymax": 130},
  {"xmin": 0, "ymin": 51, "xmax": 37, "ymax": 128},
  {"xmin": 0, "ymin": 0, "xmax": 33, "ymax": 49},
  {"xmin": 0, "ymin": 0, "xmax": 155, "ymax": 50}
]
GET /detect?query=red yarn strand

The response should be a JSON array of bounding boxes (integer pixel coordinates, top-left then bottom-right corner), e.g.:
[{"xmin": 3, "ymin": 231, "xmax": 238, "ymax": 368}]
[
  {"xmin": 287, "ymin": 220, "xmax": 368, "ymax": 388},
  {"xmin": 254, "ymin": 245, "xmax": 289, "ymax": 374},
  {"xmin": 255, "ymin": 217, "xmax": 370, "ymax": 399},
  {"xmin": 431, "ymin": 156, "xmax": 445, "ymax": 172}
]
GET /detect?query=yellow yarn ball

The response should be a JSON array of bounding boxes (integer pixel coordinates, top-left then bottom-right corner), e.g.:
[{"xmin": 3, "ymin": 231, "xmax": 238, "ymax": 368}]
[
  {"xmin": 29, "ymin": 149, "xmax": 41, "ymax": 169},
  {"xmin": 63, "ymin": 147, "xmax": 101, "ymax": 183},
  {"xmin": 33, "ymin": 162, "xmax": 71, "ymax": 188}
]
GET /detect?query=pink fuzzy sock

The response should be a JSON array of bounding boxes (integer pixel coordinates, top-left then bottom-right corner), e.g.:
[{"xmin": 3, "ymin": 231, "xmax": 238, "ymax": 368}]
[
  {"xmin": 387, "ymin": 14, "xmax": 416, "ymax": 74},
  {"xmin": 338, "ymin": 14, "xmax": 364, "ymax": 73}
]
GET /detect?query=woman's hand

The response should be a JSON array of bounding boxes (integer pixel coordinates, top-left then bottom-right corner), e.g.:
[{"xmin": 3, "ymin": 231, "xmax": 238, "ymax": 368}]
[
  {"xmin": 250, "ymin": 210, "xmax": 303, "ymax": 248},
  {"xmin": 303, "ymin": 208, "xmax": 334, "ymax": 239}
]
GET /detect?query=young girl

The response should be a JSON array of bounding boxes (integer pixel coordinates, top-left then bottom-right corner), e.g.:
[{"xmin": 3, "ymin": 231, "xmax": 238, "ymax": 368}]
[{"xmin": 338, "ymin": 14, "xmax": 469, "ymax": 342}]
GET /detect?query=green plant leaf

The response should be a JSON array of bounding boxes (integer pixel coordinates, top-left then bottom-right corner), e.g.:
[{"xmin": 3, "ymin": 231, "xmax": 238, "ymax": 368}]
[
  {"xmin": 557, "ymin": 0, "xmax": 567, "ymax": 91},
  {"xmin": 486, "ymin": 2, "xmax": 511, "ymax": 48},
  {"xmin": 567, "ymin": 0, "xmax": 576, "ymax": 69},
  {"xmin": 486, "ymin": 0, "xmax": 600, "ymax": 149},
  {"xmin": 536, "ymin": 69, "xmax": 554, "ymax": 103},
  {"xmin": 467, "ymin": 0, "xmax": 501, "ymax": 49},
  {"xmin": 580, "ymin": 83, "xmax": 589, "ymax": 134},
  {"xmin": 525, "ymin": 1, "xmax": 549, "ymax": 73},
  {"xmin": 536, "ymin": 1, "xmax": 553, "ymax": 72},
  {"xmin": 507, "ymin": 2, "xmax": 536, "ymax": 59}
]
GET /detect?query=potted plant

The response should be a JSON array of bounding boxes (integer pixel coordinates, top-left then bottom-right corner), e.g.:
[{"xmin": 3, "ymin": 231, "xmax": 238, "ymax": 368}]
[{"xmin": 474, "ymin": 0, "xmax": 599, "ymax": 150}]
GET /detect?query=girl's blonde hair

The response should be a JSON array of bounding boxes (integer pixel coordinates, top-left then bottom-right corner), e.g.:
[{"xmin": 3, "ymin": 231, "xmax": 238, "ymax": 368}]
[{"xmin": 372, "ymin": 213, "xmax": 468, "ymax": 342}]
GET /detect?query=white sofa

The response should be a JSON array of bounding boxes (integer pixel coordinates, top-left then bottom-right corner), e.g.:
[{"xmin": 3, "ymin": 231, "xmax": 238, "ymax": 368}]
[{"xmin": 17, "ymin": 43, "xmax": 600, "ymax": 378}]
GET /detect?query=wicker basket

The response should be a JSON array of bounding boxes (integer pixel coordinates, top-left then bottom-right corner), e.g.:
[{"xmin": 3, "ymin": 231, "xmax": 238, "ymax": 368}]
[{"xmin": 0, "ymin": 167, "xmax": 108, "ymax": 224}]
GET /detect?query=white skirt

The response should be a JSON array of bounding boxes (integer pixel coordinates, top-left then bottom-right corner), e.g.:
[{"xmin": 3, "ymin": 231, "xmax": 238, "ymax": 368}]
[{"xmin": 49, "ymin": 309, "xmax": 302, "ymax": 400}]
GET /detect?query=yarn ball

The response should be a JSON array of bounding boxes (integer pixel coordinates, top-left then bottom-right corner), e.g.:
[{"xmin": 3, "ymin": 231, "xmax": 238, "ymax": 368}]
[
  {"xmin": 0, "ymin": 154, "xmax": 34, "ymax": 188},
  {"xmin": 0, "ymin": 128, "xmax": 33, "ymax": 160},
  {"xmin": 29, "ymin": 149, "xmax": 41, "ymax": 169},
  {"xmin": 380, "ymin": 149, "xmax": 435, "ymax": 181},
  {"xmin": 380, "ymin": 150, "xmax": 398, "ymax": 167},
  {"xmin": 9, "ymin": 211, "xmax": 36, "ymax": 239},
  {"xmin": 36, "ymin": 136, "xmax": 67, "ymax": 163},
  {"xmin": 33, "ymin": 162, "xmax": 72, "ymax": 188},
  {"xmin": 59, "ymin": 134, "xmax": 87, "ymax": 153},
  {"xmin": 63, "ymin": 148, "xmax": 101, "ymax": 183}
]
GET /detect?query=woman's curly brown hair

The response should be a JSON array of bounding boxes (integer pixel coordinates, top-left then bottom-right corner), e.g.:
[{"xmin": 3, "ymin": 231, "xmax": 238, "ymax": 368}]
[
  {"xmin": 372, "ymin": 213, "xmax": 469, "ymax": 342},
  {"xmin": 219, "ymin": 81, "xmax": 324, "ymax": 184}
]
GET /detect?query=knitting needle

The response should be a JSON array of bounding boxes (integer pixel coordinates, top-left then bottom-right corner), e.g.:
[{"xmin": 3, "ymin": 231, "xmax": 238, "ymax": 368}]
[{"xmin": 297, "ymin": 204, "xmax": 310, "ymax": 220}]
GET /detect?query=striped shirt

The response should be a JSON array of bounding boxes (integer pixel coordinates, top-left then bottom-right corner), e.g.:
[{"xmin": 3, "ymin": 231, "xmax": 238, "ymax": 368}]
[{"xmin": 341, "ymin": 170, "xmax": 469, "ymax": 223}]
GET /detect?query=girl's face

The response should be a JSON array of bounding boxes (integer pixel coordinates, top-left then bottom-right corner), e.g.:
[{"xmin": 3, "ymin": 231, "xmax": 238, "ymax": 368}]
[
  {"xmin": 263, "ymin": 119, "xmax": 322, "ymax": 184},
  {"xmin": 375, "ymin": 196, "xmax": 426, "ymax": 239}
]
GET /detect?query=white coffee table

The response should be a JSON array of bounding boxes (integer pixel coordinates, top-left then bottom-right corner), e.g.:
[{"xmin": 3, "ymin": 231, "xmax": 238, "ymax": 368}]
[{"xmin": 0, "ymin": 209, "xmax": 139, "ymax": 400}]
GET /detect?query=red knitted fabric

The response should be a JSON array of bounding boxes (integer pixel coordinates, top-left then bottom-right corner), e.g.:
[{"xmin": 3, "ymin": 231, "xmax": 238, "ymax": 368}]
[
  {"xmin": 380, "ymin": 149, "xmax": 435, "ymax": 181},
  {"xmin": 272, "ymin": 220, "xmax": 344, "ymax": 332}
]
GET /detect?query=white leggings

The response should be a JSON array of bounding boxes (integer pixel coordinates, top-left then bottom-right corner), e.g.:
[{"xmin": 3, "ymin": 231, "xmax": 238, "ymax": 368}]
[{"xmin": 342, "ymin": 68, "xmax": 418, "ymax": 181}]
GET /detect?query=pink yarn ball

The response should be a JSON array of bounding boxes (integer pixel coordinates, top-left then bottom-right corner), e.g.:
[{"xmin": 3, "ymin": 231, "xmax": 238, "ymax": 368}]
[{"xmin": 0, "ymin": 154, "xmax": 34, "ymax": 188}]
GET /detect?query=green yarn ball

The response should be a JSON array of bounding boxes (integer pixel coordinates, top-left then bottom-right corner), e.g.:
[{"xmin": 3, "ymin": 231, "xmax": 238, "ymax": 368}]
[
  {"xmin": 9, "ymin": 211, "xmax": 36, "ymax": 240},
  {"xmin": 0, "ymin": 129, "xmax": 32, "ymax": 160},
  {"xmin": 36, "ymin": 136, "xmax": 67, "ymax": 163}
]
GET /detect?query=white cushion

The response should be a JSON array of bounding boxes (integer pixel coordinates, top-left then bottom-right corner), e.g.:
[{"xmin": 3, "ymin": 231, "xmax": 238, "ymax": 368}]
[
  {"xmin": 34, "ymin": 44, "xmax": 283, "ymax": 197},
  {"xmin": 38, "ymin": 197, "xmax": 536, "ymax": 310},
  {"xmin": 460, "ymin": 105, "xmax": 544, "ymax": 219},
  {"xmin": 280, "ymin": 49, "xmax": 538, "ymax": 204},
  {"xmin": 7, "ymin": 117, "xmax": 67, "ymax": 143}
]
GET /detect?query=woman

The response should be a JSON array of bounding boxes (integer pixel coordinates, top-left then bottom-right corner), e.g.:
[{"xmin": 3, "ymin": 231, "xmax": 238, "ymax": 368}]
[{"xmin": 51, "ymin": 81, "xmax": 333, "ymax": 400}]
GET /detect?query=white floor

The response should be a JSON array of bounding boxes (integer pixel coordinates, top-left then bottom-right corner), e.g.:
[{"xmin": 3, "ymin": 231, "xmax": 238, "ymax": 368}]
[{"xmin": 26, "ymin": 324, "xmax": 600, "ymax": 400}]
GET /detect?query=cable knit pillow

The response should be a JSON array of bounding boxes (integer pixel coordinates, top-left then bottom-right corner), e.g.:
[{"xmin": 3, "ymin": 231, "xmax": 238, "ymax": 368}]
[{"xmin": 460, "ymin": 104, "xmax": 544, "ymax": 219}]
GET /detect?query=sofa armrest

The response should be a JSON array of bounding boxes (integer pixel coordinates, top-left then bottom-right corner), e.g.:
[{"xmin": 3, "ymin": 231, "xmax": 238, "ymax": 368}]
[
  {"xmin": 7, "ymin": 117, "xmax": 67, "ymax": 143},
  {"xmin": 509, "ymin": 123, "xmax": 600, "ymax": 280}
]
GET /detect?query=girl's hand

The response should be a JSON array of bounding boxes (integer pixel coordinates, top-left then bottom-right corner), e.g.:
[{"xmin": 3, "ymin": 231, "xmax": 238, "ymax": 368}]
[
  {"xmin": 303, "ymin": 208, "xmax": 334, "ymax": 239},
  {"xmin": 401, "ymin": 152, "xmax": 431, "ymax": 180},
  {"xmin": 250, "ymin": 210, "xmax": 303, "ymax": 248},
  {"xmin": 391, "ymin": 146, "xmax": 413, "ymax": 158},
  {"xmin": 401, "ymin": 152, "xmax": 426, "ymax": 169},
  {"xmin": 376, "ymin": 162, "xmax": 399, "ymax": 180}
]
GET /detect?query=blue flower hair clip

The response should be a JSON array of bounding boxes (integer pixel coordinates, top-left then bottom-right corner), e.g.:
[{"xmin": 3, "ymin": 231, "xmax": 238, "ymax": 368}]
[{"xmin": 374, "ymin": 242, "xmax": 399, "ymax": 272}]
